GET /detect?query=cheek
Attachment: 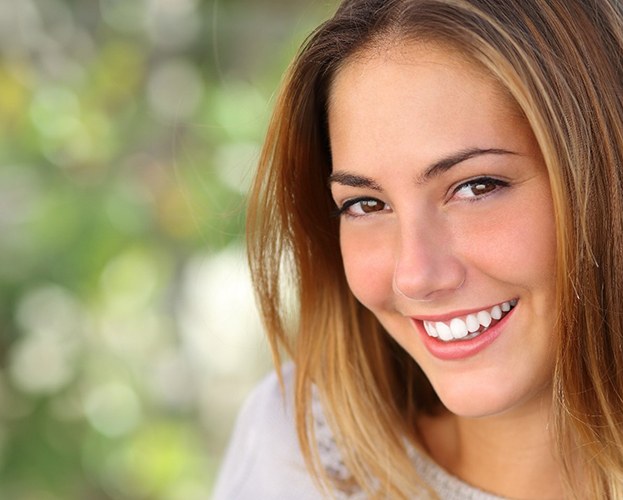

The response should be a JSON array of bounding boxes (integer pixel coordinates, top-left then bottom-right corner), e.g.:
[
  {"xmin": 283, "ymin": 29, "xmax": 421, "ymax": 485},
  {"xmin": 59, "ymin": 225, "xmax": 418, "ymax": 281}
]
[
  {"xmin": 340, "ymin": 226, "xmax": 395, "ymax": 310},
  {"xmin": 457, "ymin": 190, "xmax": 557, "ymax": 298}
]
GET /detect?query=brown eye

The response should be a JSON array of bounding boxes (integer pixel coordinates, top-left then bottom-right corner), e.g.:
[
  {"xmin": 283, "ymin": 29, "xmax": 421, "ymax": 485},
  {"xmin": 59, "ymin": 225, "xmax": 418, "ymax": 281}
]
[
  {"xmin": 454, "ymin": 177, "xmax": 508, "ymax": 200},
  {"xmin": 338, "ymin": 197, "xmax": 390, "ymax": 217},
  {"xmin": 360, "ymin": 200, "xmax": 385, "ymax": 213},
  {"xmin": 472, "ymin": 182, "xmax": 497, "ymax": 196}
]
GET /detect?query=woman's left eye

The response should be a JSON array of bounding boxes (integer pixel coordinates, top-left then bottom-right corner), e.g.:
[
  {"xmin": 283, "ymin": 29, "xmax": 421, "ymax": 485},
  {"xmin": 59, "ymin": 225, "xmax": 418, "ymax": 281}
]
[{"xmin": 452, "ymin": 177, "xmax": 509, "ymax": 200}]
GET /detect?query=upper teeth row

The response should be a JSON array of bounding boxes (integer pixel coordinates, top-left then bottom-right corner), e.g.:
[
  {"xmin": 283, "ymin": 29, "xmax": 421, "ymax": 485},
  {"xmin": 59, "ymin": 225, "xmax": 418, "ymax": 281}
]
[{"xmin": 423, "ymin": 299, "xmax": 517, "ymax": 342}]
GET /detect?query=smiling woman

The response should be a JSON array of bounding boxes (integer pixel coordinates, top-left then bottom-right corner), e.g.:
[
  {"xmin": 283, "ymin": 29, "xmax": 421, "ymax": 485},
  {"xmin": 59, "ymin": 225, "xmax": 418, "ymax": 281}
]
[
  {"xmin": 330, "ymin": 45, "xmax": 558, "ymax": 424},
  {"xmin": 213, "ymin": 1, "xmax": 623, "ymax": 498}
]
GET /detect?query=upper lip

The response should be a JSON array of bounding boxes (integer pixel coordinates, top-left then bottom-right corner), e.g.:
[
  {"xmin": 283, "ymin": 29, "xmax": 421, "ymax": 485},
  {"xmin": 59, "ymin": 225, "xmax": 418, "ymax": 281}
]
[{"xmin": 406, "ymin": 299, "xmax": 516, "ymax": 322}]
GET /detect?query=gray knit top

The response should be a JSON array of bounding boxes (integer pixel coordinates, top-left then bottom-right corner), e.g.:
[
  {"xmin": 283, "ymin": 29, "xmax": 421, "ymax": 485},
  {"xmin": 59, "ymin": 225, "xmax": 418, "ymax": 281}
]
[{"xmin": 213, "ymin": 364, "xmax": 507, "ymax": 499}]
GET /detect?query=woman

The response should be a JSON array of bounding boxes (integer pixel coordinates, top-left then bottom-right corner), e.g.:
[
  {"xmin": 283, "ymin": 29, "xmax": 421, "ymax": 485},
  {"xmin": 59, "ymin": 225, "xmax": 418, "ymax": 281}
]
[{"xmin": 214, "ymin": 0, "xmax": 623, "ymax": 498}]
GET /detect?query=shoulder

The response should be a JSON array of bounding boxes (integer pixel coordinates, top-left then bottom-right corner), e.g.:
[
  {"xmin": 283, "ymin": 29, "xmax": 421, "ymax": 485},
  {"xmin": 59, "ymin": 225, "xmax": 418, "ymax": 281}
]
[
  {"xmin": 212, "ymin": 364, "xmax": 325, "ymax": 499},
  {"xmin": 212, "ymin": 366, "xmax": 505, "ymax": 500}
]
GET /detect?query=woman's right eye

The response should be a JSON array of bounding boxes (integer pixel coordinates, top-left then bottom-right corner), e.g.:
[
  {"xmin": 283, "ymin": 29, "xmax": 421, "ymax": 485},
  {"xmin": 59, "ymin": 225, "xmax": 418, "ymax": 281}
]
[{"xmin": 337, "ymin": 197, "xmax": 389, "ymax": 217}]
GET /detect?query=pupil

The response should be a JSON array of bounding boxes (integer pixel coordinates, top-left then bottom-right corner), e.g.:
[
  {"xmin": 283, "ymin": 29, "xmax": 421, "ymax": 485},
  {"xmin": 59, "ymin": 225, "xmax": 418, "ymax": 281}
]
[
  {"xmin": 474, "ymin": 182, "xmax": 494, "ymax": 195},
  {"xmin": 362, "ymin": 200, "xmax": 380, "ymax": 212}
]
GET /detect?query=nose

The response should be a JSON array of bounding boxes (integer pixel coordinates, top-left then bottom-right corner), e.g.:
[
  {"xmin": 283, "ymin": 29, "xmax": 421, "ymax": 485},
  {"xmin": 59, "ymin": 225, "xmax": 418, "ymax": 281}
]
[{"xmin": 392, "ymin": 219, "xmax": 466, "ymax": 301}]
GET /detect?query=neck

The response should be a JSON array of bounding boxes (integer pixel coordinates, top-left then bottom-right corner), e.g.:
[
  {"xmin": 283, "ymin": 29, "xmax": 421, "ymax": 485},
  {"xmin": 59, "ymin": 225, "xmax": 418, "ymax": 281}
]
[{"xmin": 419, "ymin": 393, "xmax": 566, "ymax": 499}]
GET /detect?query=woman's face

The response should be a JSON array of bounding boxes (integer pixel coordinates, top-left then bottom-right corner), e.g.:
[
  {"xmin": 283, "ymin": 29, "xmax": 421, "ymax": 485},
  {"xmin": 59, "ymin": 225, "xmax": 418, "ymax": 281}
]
[{"xmin": 328, "ymin": 43, "xmax": 558, "ymax": 418}]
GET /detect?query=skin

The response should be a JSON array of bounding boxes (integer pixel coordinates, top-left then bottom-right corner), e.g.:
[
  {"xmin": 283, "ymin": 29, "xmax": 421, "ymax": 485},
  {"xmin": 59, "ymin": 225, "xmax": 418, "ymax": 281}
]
[{"xmin": 328, "ymin": 43, "xmax": 563, "ymax": 498}]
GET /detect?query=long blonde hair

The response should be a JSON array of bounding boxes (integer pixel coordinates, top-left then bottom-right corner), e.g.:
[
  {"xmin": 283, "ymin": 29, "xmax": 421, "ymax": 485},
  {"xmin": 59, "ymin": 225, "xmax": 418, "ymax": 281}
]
[{"xmin": 247, "ymin": 0, "xmax": 623, "ymax": 497}]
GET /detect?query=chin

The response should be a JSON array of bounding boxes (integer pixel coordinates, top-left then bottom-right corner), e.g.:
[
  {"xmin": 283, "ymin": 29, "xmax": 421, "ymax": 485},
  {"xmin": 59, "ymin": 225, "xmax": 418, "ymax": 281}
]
[
  {"xmin": 431, "ymin": 379, "xmax": 552, "ymax": 419},
  {"xmin": 437, "ymin": 392, "xmax": 516, "ymax": 419}
]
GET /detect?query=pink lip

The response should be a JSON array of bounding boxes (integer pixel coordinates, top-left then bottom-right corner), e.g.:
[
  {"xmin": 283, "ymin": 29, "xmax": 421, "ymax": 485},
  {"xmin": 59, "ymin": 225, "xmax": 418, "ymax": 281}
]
[{"xmin": 413, "ymin": 306, "xmax": 516, "ymax": 361}]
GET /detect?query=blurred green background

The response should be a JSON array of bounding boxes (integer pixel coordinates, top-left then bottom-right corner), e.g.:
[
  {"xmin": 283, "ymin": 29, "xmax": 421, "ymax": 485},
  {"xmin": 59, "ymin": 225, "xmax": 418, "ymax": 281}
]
[{"xmin": 0, "ymin": 0, "xmax": 333, "ymax": 498}]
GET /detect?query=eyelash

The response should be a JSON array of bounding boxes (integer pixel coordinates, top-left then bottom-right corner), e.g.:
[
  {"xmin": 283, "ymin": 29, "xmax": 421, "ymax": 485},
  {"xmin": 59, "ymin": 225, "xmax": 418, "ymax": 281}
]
[
  {"xmin": 333, "ymin": 176, "xmax": 509, "ymax": 218},
  {"xmin": 332, "ymin": 196, "xmax": 387, "ymax": 218},
  {"xmin": 452, "ymin": 176, "xmax": 509, "ymax": 201}
]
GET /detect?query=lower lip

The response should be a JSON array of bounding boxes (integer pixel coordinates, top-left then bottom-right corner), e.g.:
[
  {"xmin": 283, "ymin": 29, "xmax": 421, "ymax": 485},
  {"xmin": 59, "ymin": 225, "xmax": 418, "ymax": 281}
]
[{"xmin": 414, "ymin": 307, "xmax": 516, "ymax": 361}]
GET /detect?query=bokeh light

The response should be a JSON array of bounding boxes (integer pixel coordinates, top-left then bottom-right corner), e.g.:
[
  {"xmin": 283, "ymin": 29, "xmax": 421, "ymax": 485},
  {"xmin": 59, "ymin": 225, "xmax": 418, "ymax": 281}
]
[{"xmin": 0, "ymin": 0, "xmax": 334, "ymax": 497}]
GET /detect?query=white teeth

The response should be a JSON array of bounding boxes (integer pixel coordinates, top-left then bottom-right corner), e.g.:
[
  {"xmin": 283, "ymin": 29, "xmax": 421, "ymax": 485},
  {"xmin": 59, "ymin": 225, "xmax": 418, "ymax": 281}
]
[
  {"xmin": 424, "ymin": 321, "xmax": 438, "ymax": 337},
  {"xmin": 490, "ymin": 305, "xmax": 502, "ymax": 320},
  {"xmin": 422, "ymin": 300, "xmax": 516, "ymax": 342},
  {"xmin": 450, "ymin": 318, "xmax": 468, "ymax": 339},
  {"xmin": 436, "ymin": 322, "xmax": 453, "ymax": 341},
  {"xmin": 466, "ymin": 314, "xmax": 480, "ymax": 333},
  {"xmin": 477, "ymin": 310, "xmax": 492, "ymax": 328}
]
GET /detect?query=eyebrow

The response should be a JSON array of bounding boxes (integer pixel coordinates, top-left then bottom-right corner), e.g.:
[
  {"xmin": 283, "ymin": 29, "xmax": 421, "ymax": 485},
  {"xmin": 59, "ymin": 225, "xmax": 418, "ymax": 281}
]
[{"xmin": 328, "ymin": 147, "xmax": 517, "ymax": 190}]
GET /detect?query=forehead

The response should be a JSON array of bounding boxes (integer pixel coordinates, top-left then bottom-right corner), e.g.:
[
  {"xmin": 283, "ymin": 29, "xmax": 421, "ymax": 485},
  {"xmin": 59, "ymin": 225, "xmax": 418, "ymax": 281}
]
[
  {"xmin": 329, "ymin": 41, "xmax": 511, "ymax": 118},
  {"xmin": 327, "ymin": 42, "xmax": 528, "ymax": 172}
]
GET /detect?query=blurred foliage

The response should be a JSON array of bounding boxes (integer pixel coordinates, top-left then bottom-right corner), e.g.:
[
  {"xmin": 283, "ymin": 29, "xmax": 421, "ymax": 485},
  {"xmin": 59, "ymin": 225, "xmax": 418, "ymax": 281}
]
[{"xmin": 0, "ymin": 0, "xmax": 333, "ymax": 498}]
